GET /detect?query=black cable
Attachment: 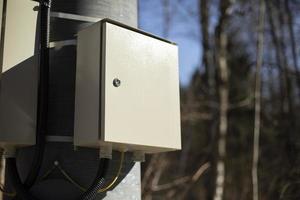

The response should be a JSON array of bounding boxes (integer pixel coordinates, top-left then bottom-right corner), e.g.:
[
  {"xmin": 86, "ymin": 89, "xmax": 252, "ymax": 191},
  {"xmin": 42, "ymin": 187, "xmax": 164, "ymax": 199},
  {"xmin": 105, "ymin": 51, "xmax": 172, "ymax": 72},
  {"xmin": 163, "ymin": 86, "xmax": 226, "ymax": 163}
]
[
  {"xmin": 78, "ymin": 158, "xmax": 110, "ymax": 200},
  {"xmin": 24, "ymin": 0, "xmax": 51, "ymax": 188}
]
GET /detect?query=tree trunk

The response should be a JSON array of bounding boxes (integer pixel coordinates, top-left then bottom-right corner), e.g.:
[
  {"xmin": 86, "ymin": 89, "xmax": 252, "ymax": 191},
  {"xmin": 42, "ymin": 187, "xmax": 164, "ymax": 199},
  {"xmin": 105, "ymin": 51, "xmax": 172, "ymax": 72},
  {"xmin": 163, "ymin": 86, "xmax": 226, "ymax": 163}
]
[
  {"xmin": 252, "ymin": 1, "xmax": 265, "ymax": 200},
  {"xmin": 214, "ymin": 1, "xmax": 230, "ymax": 200},
  {"xmin": 199, "ymin": 1, "xmax": 217, "ymax": 198},
  {"xmin": 284, "ymin": 0, "xmax": 300, "ymax": 98},
  {"xmin": 267, "ymin": 0, "xmax": 297, "ymax": 164},
  {"xmin": 199, "ymin": 0, "xmax": 215, "ymax": 94},
  {"xmin": 266, "ymin": 1, "xmax": 286, "ymax": 115},
  {"xmin": 162, "ymin": 0, "xmax": 171, "ymax": 38}
]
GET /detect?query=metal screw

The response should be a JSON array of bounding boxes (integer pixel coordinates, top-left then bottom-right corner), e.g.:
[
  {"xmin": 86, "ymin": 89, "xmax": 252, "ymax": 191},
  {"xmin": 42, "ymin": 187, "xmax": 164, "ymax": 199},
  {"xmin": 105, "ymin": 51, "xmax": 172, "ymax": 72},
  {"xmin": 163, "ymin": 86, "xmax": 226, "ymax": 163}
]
[{"xmin": 113, "ymin": 78, "xmax": 121, "ymax": 87}]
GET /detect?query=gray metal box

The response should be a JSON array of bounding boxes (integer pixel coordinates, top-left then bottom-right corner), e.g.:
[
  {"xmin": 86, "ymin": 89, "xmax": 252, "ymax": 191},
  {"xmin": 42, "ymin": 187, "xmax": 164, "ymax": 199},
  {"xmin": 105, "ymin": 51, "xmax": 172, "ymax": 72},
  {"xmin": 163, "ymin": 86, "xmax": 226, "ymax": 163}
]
[
  {"xmin": 0, "ymin": 0, "xmax": 38, "ymax": 148},
  {"xmin": 74, "ymin": 19, "xmax": 181, "ymax": 153}
]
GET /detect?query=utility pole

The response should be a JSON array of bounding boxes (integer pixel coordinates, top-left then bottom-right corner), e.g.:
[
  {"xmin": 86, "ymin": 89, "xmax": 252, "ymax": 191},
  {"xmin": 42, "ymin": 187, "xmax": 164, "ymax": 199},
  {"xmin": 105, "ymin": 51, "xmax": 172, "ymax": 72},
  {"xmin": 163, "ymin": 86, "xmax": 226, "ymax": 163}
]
[{"xmin": 2, "ymin": 0, "xmax": 140, "ymax": 199}]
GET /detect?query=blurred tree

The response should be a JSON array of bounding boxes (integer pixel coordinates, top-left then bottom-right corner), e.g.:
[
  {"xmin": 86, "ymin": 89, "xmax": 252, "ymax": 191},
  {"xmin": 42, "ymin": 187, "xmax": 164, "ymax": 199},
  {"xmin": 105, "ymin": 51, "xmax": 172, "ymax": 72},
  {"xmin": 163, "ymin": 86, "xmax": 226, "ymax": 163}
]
[{"xmin": 141, "ymin": 0, "xmax": 300, "ymax": 199}]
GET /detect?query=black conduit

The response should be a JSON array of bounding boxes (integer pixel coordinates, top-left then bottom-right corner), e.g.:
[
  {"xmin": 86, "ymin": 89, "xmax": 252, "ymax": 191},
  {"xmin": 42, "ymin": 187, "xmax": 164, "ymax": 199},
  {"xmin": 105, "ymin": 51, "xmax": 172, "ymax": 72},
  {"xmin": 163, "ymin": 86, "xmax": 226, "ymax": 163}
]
[
  {"xmin": 78, "ymin": 158, "xmax": 110, "ymax": 200},
  {"xmin": 23, "ymin": 0, "xmax": 51, "ymax": 188}
]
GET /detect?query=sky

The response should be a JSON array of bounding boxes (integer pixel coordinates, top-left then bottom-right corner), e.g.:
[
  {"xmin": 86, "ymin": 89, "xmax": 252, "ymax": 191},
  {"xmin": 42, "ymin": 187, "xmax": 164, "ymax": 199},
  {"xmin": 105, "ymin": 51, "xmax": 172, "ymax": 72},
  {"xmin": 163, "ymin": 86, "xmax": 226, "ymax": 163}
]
[{"xmin": 138, "ymin": 0, "xmax": 202, "ymax": 87}]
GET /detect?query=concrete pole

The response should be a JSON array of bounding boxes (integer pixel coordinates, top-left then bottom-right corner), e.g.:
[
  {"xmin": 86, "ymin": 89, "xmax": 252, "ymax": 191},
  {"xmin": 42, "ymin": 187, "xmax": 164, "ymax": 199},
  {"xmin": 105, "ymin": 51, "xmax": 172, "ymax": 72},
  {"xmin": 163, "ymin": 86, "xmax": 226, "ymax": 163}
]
[{"xmin": 14, "ymin": 1, "xmax": 140, "ymax": 199}]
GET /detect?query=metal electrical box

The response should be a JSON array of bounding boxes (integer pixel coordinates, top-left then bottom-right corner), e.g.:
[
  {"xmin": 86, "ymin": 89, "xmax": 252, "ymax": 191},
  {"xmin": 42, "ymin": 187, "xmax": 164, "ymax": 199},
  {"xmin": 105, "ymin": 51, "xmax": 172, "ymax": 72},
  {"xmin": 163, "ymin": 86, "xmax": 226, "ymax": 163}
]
[
  {"xmin": 74, "ymin": 19, "xmax": 181, "ymax": 153},
  {"xmin": 0, "ymin": 0, "xmax": 39, "ymax": 148}
]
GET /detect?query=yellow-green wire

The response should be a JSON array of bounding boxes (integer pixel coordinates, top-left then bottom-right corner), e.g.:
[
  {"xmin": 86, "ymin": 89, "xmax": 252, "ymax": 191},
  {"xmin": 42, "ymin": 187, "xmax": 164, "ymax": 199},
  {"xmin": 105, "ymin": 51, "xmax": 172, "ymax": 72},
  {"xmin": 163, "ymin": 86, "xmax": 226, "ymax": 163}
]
[
  {"xmin": 57, "ymin": 165, "xmax": 86, "ymax": 192},
  {"xmin": 41, "ymin": 165, "xmax": 56, "ymax": 180},
  {"xmin": 98, "ymin": 151, "xmax": 124, "ymax": 193},
  {"xmin": 44, "ymin": 151, "xmax": 125, "ymax": 193}
]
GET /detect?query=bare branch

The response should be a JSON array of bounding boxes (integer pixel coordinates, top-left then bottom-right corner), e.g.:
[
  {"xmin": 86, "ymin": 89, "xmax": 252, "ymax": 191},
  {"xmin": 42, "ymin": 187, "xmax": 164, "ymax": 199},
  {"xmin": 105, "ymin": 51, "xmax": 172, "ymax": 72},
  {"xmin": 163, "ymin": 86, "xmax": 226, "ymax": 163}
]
[
  {"xmin": 151, "ymin": 162, "xmax": 210, "ymax": 192},
  {"xmin": 229, "ymin": 97, "xmax": 253, "ymax": 109}
]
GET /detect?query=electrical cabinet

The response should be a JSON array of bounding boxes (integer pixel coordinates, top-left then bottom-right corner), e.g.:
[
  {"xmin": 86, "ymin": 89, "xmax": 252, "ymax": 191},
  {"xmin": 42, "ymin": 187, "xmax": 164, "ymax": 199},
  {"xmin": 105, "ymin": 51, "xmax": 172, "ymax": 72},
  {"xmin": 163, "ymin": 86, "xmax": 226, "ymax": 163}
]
[
  {"xmin": 0, "ymin": 0, "xmax": 39, "ymax": 148},
  {"xmin": 74, "ymin": 19, "xmax": 181, "ymax": 153}
]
